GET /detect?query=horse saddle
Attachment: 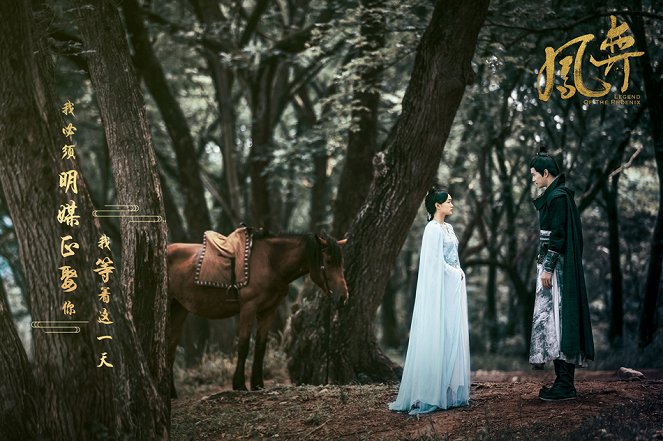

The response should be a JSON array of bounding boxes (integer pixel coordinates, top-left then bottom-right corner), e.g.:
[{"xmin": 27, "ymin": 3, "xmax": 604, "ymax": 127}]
[{"xmin": 194, "ymin": 227, "xmax": 252, "ymax": 297}]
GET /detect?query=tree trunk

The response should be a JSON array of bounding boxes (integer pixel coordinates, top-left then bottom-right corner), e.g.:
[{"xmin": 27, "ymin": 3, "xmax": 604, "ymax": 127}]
[
  {"xmin": 121, "ymin": 0, "xmax": 216, "ymax": 373},
  {"xmin": 160, "ymin": 172, "xmax": 188, "ymax": 243},
  {"xmin": 74, "ymin": 0, "xmax": 170, "ymax": 434},
  {"xmin": 2, "ymin": 3, "xmax": 114, "ymax": 438},
  {"xmin": 127, "ymin": 0, "xmax": 246, "ymax": 368},
  {"xmin": 480, "ymin": 129, "xmax": 499, "ymax": 352},
  {"xmin": 181, "ymin": 314, "xmax": 211, "ymax": 366},
  {"xmin": 293, "ymin": 88, "xmax": 330, "ymax": 232},
  {"xmin": 0, "ymin": 278, "xmax": 39, "ymax": 440},
  {"xmin": 287, "ymin": 0, "xmax": 490, "ymax": 384},
  {"xmin": 122, "ymin": 0, "xmax": 212, "ymax": 240},
  {"xmin": 632, "ymin": 4, "xmax": 663, "ymax": 347},
  {"xmin": 465, "ymin": 258, "xmax": 536, "ymax": 355},
  {"xmin": 0, "ymin": 243, "xmax": 29, "ymax": 314},
  {"xmin": 332, "ymin": 0, "xmax": 386, "ymax": 237},
  {"xmin": 311, "ymin": 151, "xmax": 330, "ymax": 231},
  {"xmin": 190, "ymin": 0, "xmax": 243, "ymax": 221},
  {"xmin": 380, "ymin": 271, "xmax": 401, "ymax": 349},
  {"xmin": 494, "ymin": 108, "xmax": 518, "ymax": 349},
  {"xmin": 0, "ymin": 1, "xmax": 168, "ymax": 438},
  {"xmin": 604, "ymin": 176, "xmax": 624, "ymax": 343},
  {"xmin": 486, "ymin": 257, "xmax": 498, "ymax": 352},
  {"xmin": 404, "ymin": 249, "xmax": 418, "ymax": 332},
  {"xmin": 508, "ymin": 249, "xmax": 538, "ymax": 355},
  {"xmin": 248, "ymin": 61, "xmax": 290, "ymax": 230}
]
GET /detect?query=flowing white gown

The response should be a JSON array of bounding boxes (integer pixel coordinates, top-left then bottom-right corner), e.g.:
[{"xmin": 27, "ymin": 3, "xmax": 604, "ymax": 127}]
[{"xmin": 389, "ymin": 220, "xmax": 470, "ymax": 414}]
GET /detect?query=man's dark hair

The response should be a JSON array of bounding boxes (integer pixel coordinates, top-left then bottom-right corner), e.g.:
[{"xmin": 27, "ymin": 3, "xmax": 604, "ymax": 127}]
[{"xmin": 530, "ymin": 146, "xmax": 561, "ymax": 177}]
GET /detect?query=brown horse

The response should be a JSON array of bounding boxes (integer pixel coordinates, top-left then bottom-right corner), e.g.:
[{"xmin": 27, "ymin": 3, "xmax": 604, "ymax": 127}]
[{"xmin": 167, "ymin": 230, "xmax": 348, "ymax": 392}]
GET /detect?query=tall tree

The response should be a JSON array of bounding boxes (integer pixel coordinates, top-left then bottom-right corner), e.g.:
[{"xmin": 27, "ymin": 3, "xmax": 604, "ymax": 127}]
[
  {"xmin": 631, "ymin": 5, "xmax": 663, "ymax": 347},
  {"xmin": 240, "ymin": 2, "xmax": 337, "ymax": 230},
  {"xmin": 74, "ymin": 0, "xmax": 171, "ymax": 408},
  {"xmin": 121, "ymin": 0, "xmax": 212, "ymax": 240},
  {"xmin": 287, "ymin": 0, "xmax": 490, "ymax": 383},
  {"xmin": 0, "ymin": 11, "xmax": 111, "ymax": 428},
  {"xmin": 121, "ymin": 0, "xmax": 214, "ymax": 367},
  {"xmin": 0, "ymin": 0, "xmax": 169, "ymax": 438},
  {"xmin": 245, "ymin": 2, "xmax": 290, "ymax": 230},
  {"xmin": 0, "ymin": 279, "xmax": 39, "ymax": 440},
  {"xmin": 603, "ymin": 176, "xmax": 625, "ymax": 342},
  {"xmin": 190, "ymin": 0, "xmax": 243, "ymax": 222},
  {"xmin": 290, "ymin": 86, "xmax": 331, "ymax": 232},
  {"xmin": 332, "ymin": 0, "xmax": 386, "ymax": 237}
]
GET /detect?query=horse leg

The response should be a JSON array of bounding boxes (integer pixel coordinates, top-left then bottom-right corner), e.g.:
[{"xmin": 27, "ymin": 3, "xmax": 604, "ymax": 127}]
[
  {"xmin": 233, "ymin": 302, "xmax": 257, "ymax": 391},
  {"xmin": 168, "ymin": 298, "xmax": 189, "ymax": 399},
  {"xmin": 250, "ymin": 308, "xmax": 278, "ymax": 390}
]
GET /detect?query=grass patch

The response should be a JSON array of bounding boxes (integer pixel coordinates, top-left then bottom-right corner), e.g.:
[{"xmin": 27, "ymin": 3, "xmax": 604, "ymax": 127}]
[{"xmin": 173, "ymin": 335, "xmax": 291, "ymax": 396}]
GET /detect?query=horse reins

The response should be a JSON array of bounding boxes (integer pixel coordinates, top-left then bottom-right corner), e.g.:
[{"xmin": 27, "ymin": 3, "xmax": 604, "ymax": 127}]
[{"xmin": 318, "ymin": 247, "xmax": 334, "ymax": 386}]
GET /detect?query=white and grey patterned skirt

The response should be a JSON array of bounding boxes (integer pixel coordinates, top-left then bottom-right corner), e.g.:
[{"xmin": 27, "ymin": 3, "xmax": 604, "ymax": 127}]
[{"xmin": 529, "ymin": 254, "xmax": 586, "ymax": 367}]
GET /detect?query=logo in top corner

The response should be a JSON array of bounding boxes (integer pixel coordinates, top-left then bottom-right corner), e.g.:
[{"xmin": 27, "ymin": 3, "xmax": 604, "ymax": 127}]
[{"xmin": 536, "ymin": 15, "xmax": 644, "ymax": 103}]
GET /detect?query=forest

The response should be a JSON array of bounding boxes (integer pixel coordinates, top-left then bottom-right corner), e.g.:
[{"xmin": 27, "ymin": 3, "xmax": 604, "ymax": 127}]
[{"xmin": 0, "ymin": 0, "xmax": 662, "ymax": 439}]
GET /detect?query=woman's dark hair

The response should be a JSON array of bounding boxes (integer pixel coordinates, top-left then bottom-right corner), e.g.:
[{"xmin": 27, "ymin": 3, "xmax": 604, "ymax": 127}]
[
  {"xmin": 424, "ymin": 186, "xmax": 449, "ymax": 220},
  {"xmin": 529, "ymin": 146, "xmax": 561, "ymax": 177}
]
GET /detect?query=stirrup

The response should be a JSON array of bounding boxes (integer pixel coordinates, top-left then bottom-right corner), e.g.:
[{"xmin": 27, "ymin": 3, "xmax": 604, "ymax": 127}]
[{"xmin": 225, "ymin": 285, "xmax": 240, "ymax": 302}]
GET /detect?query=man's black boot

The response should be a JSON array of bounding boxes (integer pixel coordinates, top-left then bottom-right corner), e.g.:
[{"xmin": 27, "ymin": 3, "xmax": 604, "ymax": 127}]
[
  {"xmin": 539, "ymin": 359, "xmax": 563, "ymax": 394},
  {"xmin": 539, "ymin": 360, "xmax": 576, "ymax": 401}
]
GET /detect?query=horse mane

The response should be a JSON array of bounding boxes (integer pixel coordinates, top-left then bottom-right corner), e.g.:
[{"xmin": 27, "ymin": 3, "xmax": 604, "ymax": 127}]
[
  {"xmin": 249, "ymin": 228, "xmax": 343, "ymax": 267},
  {"xmin": 306, "ymin": 231, "xmax": 343, "ymax": 267}
]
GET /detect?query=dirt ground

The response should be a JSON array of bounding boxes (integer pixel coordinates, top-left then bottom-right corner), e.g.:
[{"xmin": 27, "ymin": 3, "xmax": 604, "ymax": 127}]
[{"xmin": 171, "ymin": 369, "xmax": 663, "ymax": 440}]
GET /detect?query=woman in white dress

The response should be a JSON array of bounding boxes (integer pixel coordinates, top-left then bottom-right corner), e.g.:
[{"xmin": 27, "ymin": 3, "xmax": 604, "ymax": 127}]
[{"xmin": 389, "ymin": 187, "xmax": 470, "ymax": 414}]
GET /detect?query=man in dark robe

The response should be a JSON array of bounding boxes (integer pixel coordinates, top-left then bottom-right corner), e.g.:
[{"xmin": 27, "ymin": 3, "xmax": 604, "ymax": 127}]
[{"xmin": 529, "ymin": 149, "xmax": 594, "ymax": 401}]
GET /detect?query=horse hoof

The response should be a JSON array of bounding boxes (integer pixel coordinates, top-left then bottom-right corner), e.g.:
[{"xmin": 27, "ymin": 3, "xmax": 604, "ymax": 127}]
[
  {"xmin": 251, "ymin": 384, "xmax": 265, "ymax": 391},
  {"xmin": 233, "ymin": 384, "xmax": 248, "ymax": 391}
]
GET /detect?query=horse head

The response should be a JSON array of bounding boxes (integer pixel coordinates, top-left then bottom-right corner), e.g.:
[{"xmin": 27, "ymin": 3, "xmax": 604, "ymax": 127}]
[{"xmin": 309, "ymin": 232, "xmax": 349, "ymax": 307}]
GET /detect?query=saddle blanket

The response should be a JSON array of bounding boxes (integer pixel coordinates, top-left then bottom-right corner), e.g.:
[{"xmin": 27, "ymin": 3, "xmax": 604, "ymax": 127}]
[{"xmin": 194, "ymin": 227, "xmax": 252, "ymax": 289}]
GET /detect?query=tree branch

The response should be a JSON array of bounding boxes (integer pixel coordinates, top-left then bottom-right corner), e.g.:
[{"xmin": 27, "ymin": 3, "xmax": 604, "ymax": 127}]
[{"xmin": 239, "ymin": 0, "xmax": 271, "ymax": 47}]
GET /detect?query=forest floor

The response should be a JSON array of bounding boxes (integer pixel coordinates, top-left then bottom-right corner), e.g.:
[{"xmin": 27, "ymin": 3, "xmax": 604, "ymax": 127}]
[{"xmin": 171, "ymin": 368, "xmax": 663, "ymax": 440}]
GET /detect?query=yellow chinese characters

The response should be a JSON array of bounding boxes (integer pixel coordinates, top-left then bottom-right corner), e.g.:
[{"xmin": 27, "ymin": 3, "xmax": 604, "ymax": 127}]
[
  {"xmin": 98, "ymin": 286, "xmax": 111, "ymax": 303},
  {"xmin": 98, "ymin": 234, "xmax": 111, "ymax": 251},
  {"xmin": 59, "ymin": 265, "xmax": 78, "ymax": 293},
  {"xmin": 97, "ymin": 352, "xmax": 113, "ymax": 368},
  {"xmin": 93, "ymin": 257, "xmax": 115, "ymax": 283},
  {"xmin": 58, "ymin": 100, "xmax": 82, "ymax": 326},
  {"xmin": 95, "ymin": 231, "xmax": 115, "ymax": 369},
  {"xmin": 97, "ymin": 308, "xmax": 113, "ymax": 325},
  {"xmin": 60, "ymin": 235, "xmax": 80, "ymax": 258},
  {"xmin": 589, "ymin": 16, "xmax": 644, "ymax": 93},
  {"xmin": 58, "ymin": 170, "xmax": 78, "ymax": 194},
  {"xmin": 537, "ymin": 15, "xmax": 644, "ymax": 101},
  {"xmin": 59, "ymin": 101, "xmax": 118, "ymax": 369},
  {"xmin": 62, "ymin": 300, "xmax": 76, "ymax": 316},
  {"xmin": 61, "ymin": 123, "xmax": 77, "ymax": 138},
  {"xmin": 57, "ymin": 200, "xmax": 80, "ymax": 227},
  {"xmin": 61, "ymin": 100, "xmax": 75, "ymax": 116},
  {"xmin": 62, "ymin": 144, "xmax": 76, "ymax": 160}
]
